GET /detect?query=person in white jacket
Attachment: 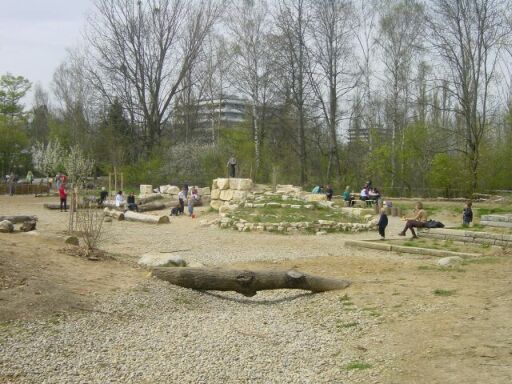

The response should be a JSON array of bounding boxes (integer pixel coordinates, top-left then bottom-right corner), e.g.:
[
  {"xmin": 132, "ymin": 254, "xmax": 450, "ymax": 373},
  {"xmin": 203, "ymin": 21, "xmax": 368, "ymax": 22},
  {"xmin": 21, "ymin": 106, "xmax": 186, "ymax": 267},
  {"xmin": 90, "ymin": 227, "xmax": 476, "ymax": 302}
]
[{"xmin": 115, "ymin": 191, "xmax": 125, "ymax": 208}]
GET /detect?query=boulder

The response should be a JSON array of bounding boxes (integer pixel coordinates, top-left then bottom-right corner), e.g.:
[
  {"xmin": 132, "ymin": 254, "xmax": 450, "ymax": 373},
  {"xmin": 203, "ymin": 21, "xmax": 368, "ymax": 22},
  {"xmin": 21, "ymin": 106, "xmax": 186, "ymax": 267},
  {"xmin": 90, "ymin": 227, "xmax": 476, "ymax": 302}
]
[
  {"xmin": 276, "ymin": 184, "xmax": 302, "ymax": 194},
  {"xmin": 138, "ymin": 253, "xmax": 187, "ymax": 268},
  {"xmin": 210, "ymin": 199, "xmax": 224, "ymax": 210},
  {"xmin": 159, "ymin": 185, "xmax": 171, "ymax": 194},
  {"xmin": 220, "ymin": 189, "xmax": 234, "ymax": 201},
  {"xmin": 216, "ymin": 178, "xmax": 230, "ymax": 190},
  {"xmin": 305, "ymin": 193, "xmax": 327, "ymax": 202},
  {"xmin": 0, "ymin": 220, "xmax": 14, "ymax": 233},
  {"xmin": 219, "ymin": 204, "xmax": 239, "ymax": 215},
  {"xmin": 199, "ymin": 187, "xmax": 211, "ymax": 196},
  {"xmin": 166, "ymin": 186, "xmax": 180, "ymax": 195},
  {"xmin": 211, "ymin": 188, "xmax": 221, "ymax": 200},
  {"xmin": 437, "ymin": 256, "xmax": 464, "ymax": 267},
  {"xmin": 229, "ymin": 178, "xmax": 253, "ymax": 191},
  {"xmin": 140, "ymin": 184, "xmax": 153, "ymax": 195}
]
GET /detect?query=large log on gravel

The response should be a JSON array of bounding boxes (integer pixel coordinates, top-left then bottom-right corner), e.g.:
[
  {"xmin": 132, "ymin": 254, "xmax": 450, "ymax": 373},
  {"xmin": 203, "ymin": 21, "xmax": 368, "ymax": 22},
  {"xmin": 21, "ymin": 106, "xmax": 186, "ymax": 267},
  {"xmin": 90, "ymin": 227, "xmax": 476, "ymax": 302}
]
[
  {"xmin": 138, "ymin": 202, "xmax": 166, "ymax": 212},
  {"xmin": 124, "ymin": 211, "xmax": 169, "ymax": 224},
  {"xmin": 0, "ymin": 215, "xmax": 38, "ymax": 224},
  {"xmin": 103, "ymin": 208, "xmax": 125, "ymax": 221},
  {"xmin": 44, "ymin": 203, "xmax": 86, "ymax": 210},
  {"xmin": 152, "ymin": 267, "xmax": 350, "ymax": 296}
]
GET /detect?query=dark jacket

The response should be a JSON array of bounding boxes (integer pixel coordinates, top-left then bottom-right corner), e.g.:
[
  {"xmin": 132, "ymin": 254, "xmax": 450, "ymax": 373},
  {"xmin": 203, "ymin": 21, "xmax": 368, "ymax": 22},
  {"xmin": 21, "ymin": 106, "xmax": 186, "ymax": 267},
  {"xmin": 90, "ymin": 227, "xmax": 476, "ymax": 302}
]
[
  {"xmin": 378, "ymin": 213, "xmax": 388, "ymax": 228},
  {"xmin": 463, "ymin": 208, "xmax": 473, "ymax": 223}
]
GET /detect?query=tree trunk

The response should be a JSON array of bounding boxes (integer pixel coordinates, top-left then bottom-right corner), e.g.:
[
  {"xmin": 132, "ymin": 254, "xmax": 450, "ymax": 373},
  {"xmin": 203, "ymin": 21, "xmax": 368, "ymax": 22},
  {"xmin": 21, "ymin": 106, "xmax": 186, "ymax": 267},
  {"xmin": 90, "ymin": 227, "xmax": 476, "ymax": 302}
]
[
  {"xmin": 103, "ymin": 208, "xmax": 125, "ymax": 221},
  {"xmin": 152, "ymin": 267, "xmax": 350, "ymax": 297},
  {"xmin": 138, "ymin": 202, "xmax": 166, "ymax": 212},
  {"xmin": 0, "ymin": 215, "xmax": 38, "ymax": 224},
  {"xmin": 124, "ymin": 211, "xmax": 170, "ymax": 224}
]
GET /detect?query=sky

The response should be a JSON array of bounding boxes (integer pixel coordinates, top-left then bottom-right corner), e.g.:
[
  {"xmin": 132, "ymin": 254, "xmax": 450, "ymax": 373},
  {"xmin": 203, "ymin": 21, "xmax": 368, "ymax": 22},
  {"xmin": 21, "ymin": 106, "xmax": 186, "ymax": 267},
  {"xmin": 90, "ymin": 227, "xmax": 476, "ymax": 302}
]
[{"xmin": 0, "ymin": 0, "xmax": 93, "ymax": 98}]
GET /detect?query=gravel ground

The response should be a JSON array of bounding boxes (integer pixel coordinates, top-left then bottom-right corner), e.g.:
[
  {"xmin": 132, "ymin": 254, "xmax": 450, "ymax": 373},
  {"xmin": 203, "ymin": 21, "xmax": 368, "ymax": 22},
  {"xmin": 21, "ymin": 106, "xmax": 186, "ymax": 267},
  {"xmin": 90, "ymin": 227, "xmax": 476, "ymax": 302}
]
[{"xmin": 1, "ymin": 279, "xmax": 389, "ymax": 384}]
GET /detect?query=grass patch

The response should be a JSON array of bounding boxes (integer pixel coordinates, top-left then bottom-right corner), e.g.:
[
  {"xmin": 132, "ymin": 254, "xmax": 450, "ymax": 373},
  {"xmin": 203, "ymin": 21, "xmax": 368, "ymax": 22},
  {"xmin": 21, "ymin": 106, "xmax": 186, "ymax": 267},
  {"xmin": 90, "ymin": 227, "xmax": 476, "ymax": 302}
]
[
  {"xmin": 337, "ymin": 321, "xmax": 359, "ymax": 329},
  {"xmin": 462, "ymin": 256, "xmax": 500, "ymax": 265},
  {"xmin": 418, "ymin": 265, "xmax": 466, "ymax": 273},
  {"xmin": 433, "ymin": 289, "xmax": 456, "ymax": 296},
  {"xmin": 363, "ymin": 307, "xmax": 381, "ymax": 317},
  {"xmin": 345, "ymin": 361, "xmax": 372, "ymax": 371}
]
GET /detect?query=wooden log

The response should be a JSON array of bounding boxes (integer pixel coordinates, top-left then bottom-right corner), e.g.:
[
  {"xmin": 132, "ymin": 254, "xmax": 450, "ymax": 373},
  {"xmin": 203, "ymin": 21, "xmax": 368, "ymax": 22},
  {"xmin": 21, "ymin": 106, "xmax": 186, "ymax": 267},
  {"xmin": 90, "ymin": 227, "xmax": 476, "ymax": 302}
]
[
  {"xmin": 152, "ymin": 267, "xmax": 350, "ymax": 297},
  {"xmin": 44, "ymin": 203, "xmax": 87, "ymax": 210},
  {"xmin": 20, "ymin": 220, "xmax": 37, "ymax": 232},
  {"xmin": 103, "ymin": 208, "xmax": 125, "ymax": 221},
  {"xmin": 138, "ymin": 194, "xmax": 163, "ymax": 205},
  {"xmin": 138, "ymin": 202, "xmax": 166, "ymax": 212},
  {"xmin": 0, "ymin": 215, "xmax": 38, "ymax": 224},
  {"xmin": 124, "ymin": 211, "xmax": 169, "ymax": 224}
]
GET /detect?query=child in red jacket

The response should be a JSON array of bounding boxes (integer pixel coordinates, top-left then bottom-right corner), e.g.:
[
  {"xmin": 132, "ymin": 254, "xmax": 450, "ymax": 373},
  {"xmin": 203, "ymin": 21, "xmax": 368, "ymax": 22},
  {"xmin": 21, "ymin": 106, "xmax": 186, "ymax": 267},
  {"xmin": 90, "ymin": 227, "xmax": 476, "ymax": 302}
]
[{"xmin": 59, "ymin": 184, "xmax": 67, "ymax": 212}]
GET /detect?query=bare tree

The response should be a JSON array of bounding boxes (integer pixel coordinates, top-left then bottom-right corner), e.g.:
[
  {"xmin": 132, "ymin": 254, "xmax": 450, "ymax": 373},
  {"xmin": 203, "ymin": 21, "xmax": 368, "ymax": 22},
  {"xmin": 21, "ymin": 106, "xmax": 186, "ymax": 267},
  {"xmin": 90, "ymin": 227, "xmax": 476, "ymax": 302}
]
[
  {"xmin": 428, "ymin": 0, "xmax": 510, "ymax": 192},
  {"xmin": 376, "ymin": 0, "xmax": 425, "ymax": 189},
  {"xmin": 309, "ymin": 0, "xmax": 357, "ymax": 181},
  {"xmin": 275, "ymin": 0, "xmax": 312, "ymax": 185},
  {"xmin": 226, "ymin": 0, "xmax": 275, "ymax": 179},
  {"xmin": 84, "ymin": 0, "xmax": 221, "ymax": 152}
]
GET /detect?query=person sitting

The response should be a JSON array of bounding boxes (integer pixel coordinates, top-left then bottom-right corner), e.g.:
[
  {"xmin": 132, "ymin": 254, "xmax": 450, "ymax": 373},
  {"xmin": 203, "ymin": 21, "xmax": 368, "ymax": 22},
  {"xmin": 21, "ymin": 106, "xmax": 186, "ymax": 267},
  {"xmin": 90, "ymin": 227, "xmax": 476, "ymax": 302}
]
[
  {"xmin": 360, "ymin": 187, "xmax": 369, "ymax": 201},
  {"xmin": 343, "ymin": 186, "xmax": 354, "ymax": 207},
  {"xmin": 127, "ymin": 192, "xmax": 138, "ymax": 212},
  {"xmin": 325, "ymin": 185, "xmax": 333, "ymax": 201},
  {"xmin": 115, "ymin": 191, "xmax": 125, "ymax": 209},
  {"xmin": 177, "ymin": 188, "xmax": 186, "ymax": 215},
  {"xmin": 399, "ymin": 201, "xmax": 428, "ymax": 239},
  {"xmin": 312, "ymin": 185, "xmax": 321, "ymax": 194},
  {"xmin": 98, "ymin": 187, "xmax": 108, "ymax": 206}
]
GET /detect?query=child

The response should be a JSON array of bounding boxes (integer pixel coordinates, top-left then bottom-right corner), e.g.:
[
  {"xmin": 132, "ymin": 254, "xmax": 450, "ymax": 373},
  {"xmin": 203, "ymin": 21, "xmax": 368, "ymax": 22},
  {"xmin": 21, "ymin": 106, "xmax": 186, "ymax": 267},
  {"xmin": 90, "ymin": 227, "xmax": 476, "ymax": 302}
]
[
  {"xmin": 463, "ymin": 201, "xmax": 473, "ymax": 226},
  {"xmin": 378, "ymin": 207, "xmax": 388, "ymax": 240},
  {"xmin": 187, "ymin": 188, "xmax": 199, "ymax": 217},
  {"xmin": 59, "ymin": 183, "xmax": 67, "ymax": 212}
]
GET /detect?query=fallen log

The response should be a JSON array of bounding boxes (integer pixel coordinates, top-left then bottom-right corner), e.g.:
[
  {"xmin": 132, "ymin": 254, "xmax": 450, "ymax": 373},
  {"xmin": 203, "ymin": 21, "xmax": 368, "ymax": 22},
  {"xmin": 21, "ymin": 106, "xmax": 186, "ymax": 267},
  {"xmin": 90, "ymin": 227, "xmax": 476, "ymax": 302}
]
[
  {"xmin": 124, "ymin": 211, "xmax": 169, "ymax": 224},
  {"xmin": 138, "ymin": 201, "xmax": 166, "ymax": 212},
  {"xmin": 152, "ymin": 267, "xmax": 350, "ymax": 296},
  {"xmin": 138, "ymin": 194, "xmax": 163, "ymax": 205},
  {"xmin": 44, "ymin": 203, "xmax": 86, "ymax": 210},
  {"xmin": 103, "ymin": 208, "xmax": 125, "ymax": 221},
  {"xmin": 0, "ymin": 215, "xmax": 38, "ymax": 224}
]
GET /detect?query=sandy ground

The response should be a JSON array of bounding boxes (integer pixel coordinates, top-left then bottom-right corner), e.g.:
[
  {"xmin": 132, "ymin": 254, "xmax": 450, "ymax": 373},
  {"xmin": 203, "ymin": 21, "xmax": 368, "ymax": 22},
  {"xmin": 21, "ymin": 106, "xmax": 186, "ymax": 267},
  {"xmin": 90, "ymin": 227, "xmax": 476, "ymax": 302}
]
[{"xmin": 1, "ymin": 194, "xmax": 511, "ymax": 383}]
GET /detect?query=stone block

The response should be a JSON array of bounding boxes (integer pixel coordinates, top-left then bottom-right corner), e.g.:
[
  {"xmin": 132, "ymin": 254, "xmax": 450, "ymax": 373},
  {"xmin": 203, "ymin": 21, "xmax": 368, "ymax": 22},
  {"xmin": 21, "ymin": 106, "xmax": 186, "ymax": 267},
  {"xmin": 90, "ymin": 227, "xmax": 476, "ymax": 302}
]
[
  {"xmin": 210, "ymin": 199, "xmax": 223, "ymax": 210},
  {"xmin": 437, "ymin": 256, "xmax": 464, "ymax": 267},
  {"xmin": 232, "ymin": 190, "xmax": 248, "ymax": 202},
  {"xmin": 304, "ymin": 193, "xmax": 327, "ymax": 202},
  {"xmin": 229, "ymin": 178, "xmax": 253, "ymax": 191},
  {"xmin": 216, "ymin": 178, "xmax": 230, "ymax": 190},
  {"xmin": 140, "ymin": 184, "xmax": 153, "ymax": 195},
  {"xmin": 211, "ymin": 188, "xmax": 221, "ymax": 200},
  {"xmin": 166, "ymin": 186, "xmax": 180, "ymax": 195},
  {"xmin": 159, "ymin": 185, "xmax": 170, "ymax": 194},
  {"xmin": 220, "ymin": 189, "xmax": 234, "ymax": 201},
  {"xmin": 199, "ymin": 187, "xmax": 211, "ymax": 196}
]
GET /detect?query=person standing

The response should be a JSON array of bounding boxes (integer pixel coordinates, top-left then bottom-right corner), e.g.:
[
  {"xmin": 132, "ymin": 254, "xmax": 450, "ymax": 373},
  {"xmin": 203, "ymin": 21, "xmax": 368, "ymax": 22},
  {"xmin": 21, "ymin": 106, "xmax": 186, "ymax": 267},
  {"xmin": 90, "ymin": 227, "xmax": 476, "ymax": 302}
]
[
  {"xmin": 98, "ymin": 187, "xmax": 108, "ymax": 206},
  {"xmin": 463, "ymin": 201, "xmax": 473, "ymax": 226},
  {"xmin": 187, "ymin": 188, "xmax": 199, "ymax": 217},
  {"xmin": 8, "ymin": 172, "xmax": 15, "ymax": 196},
  {"xmin": 26, "ymin": 170, "xmax": 34, "ymax": 184},
  {"xmin": 325, "ymin": 185, "xmax": 333, "ymax": 201},
  {"xmin": 59, "ymin": 183, "xmax": 67, "ymax": 212},
  {"xmin": 227, "ymin": 154, "xmax": 237, "ymax": 178},
  {"xmin": 177, "ymin": 187, "xmax": 186, "ymax": 215},
  {"xmin": 377, "ymin": 208, "xmax": 388, "ymax": 240}
]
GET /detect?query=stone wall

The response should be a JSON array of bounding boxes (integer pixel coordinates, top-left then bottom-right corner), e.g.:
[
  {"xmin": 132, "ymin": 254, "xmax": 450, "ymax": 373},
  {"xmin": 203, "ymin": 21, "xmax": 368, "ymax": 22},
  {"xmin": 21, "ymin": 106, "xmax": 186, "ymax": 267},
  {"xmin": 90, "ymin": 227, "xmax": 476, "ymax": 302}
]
[
  {"xmin": 421, "ymin": 228, "xmax": 512, "ymax": 246},
  {"xmin": 480, "ymin": 214, "xmax": 512, "ymax": 228},
  {"xmin": 139, "ymin": 184, "xmax": 211, "ymax": 204},
  {"xmin": 210, "ymin": 178, "xmax": 253, "ymax": 210}
]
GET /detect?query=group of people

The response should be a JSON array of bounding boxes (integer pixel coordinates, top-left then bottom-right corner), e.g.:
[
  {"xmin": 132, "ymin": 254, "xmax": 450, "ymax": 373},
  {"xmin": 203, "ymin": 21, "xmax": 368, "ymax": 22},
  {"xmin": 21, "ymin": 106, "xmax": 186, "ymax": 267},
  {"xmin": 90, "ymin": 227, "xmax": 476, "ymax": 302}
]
[{"xmin": 311, "ymin": 184, "xmax": 334, "ymax": 201}]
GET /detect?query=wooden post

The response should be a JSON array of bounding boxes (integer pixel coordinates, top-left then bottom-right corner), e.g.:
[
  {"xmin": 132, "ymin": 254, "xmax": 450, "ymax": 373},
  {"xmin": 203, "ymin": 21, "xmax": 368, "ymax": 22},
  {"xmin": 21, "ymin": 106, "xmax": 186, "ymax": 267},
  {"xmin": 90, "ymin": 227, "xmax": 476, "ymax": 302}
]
[
  {"xmin": 114, "ymin": 167, "xmax": 118, "ymax": 193},
  {"xmin": 121, "ymin": 172, "xmax": 124, "ymax": 193},
  {"xmin": 108, "ymin": 173, "xmax": 112, "ymax": 198}
]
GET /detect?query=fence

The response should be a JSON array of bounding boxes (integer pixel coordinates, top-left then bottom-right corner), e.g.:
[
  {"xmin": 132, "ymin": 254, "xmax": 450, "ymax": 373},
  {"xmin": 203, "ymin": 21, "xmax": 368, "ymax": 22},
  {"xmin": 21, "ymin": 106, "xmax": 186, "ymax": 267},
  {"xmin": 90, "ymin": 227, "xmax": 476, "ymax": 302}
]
[{"xmin": 0, "ymin": 183, "xmax": 49, "ymax": 195}]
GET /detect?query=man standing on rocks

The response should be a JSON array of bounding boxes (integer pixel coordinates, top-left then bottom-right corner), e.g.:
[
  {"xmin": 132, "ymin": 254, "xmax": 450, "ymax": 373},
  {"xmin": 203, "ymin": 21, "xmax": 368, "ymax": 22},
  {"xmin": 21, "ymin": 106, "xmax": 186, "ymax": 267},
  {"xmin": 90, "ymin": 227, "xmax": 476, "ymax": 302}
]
[{"xmin": 227, "ymin": 154, "xmax": 237, "ymax": 178}]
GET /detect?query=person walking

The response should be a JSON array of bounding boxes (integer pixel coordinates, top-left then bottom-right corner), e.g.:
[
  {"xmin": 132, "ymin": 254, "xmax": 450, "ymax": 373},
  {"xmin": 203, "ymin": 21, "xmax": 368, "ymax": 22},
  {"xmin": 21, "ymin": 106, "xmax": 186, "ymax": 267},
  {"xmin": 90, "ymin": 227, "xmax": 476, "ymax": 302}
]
[
  {"xmin": 227, "ymin": 154, "xmax": 237, "ymax": 178},
  {"xmin": 59, "ymin": 183, "xmax": 68, "ymax": 212}
]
